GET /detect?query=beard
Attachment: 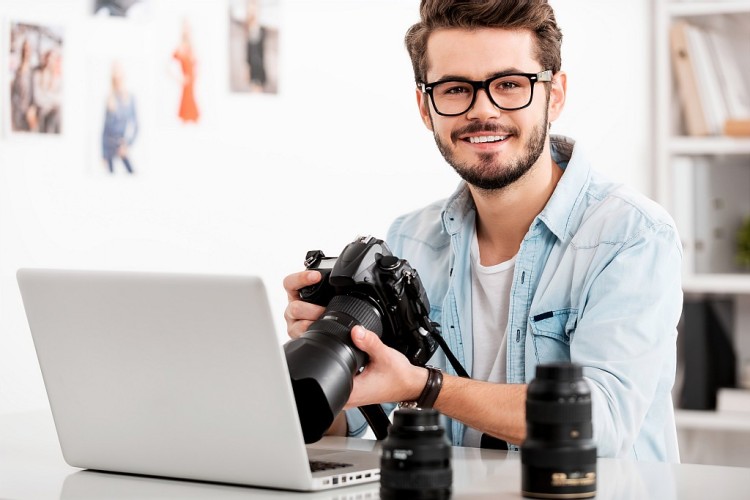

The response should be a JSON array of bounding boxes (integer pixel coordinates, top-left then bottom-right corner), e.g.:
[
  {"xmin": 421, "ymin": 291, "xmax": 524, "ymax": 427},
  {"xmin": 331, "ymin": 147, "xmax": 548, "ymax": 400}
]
[{"xmin": 433, "ymin": 107, "xmax": 549, "ymax": 192}]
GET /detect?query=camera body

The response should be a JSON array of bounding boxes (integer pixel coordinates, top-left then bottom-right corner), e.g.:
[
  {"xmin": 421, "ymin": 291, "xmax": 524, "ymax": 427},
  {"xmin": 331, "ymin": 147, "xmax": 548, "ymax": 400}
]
[
  {"xmin": 285, "ymin": 235, "xmax": 440, "ymax": 443},
  {"xmin": 299, "ymin": 235, "xmax": 438, "ymax": 366}
]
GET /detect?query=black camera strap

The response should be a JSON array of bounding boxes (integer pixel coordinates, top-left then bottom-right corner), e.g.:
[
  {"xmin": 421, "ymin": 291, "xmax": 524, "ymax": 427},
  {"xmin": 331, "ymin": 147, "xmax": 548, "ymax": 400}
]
[
  {"xmin": 431, "ymin": 331, "xmax": 470, "ymax": 379},
  {"xmin": 358, "ymin": 404, "xmax": 392, "ymax": 440}
]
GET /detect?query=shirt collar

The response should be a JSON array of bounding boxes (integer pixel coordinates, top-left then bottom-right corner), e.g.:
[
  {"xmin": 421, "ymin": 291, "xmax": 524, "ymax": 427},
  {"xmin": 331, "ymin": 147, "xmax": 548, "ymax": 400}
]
[
  {"xmin": 440, "ymin": 134, "xmax": 591, "ymax": 242},
  {"xmin": 537, "ymin": 135, "xmax": 591, "ymax": 242},
  {"xmin": 441, "ymin": 181, "xmax": 475, "ymax": 236}
]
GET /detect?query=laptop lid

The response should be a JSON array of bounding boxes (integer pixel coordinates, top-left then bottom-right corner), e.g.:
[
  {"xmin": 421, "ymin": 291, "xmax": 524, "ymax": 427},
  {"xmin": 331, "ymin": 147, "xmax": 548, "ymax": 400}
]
[{"xmin": 17, "ymin": 269, "xmax": 380, "ymax": 491}]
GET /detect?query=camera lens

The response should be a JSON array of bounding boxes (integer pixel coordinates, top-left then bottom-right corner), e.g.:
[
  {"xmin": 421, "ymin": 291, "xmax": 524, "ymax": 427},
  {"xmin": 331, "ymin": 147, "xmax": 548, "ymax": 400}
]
[
  {"xmin": 380, "ymin": 408, "xmax": 451, "ymax": 500},
  {"xmin": 521, "ymin": 363, "xmax": 597, "ymax": 499},
  {"xmin": 284, "ymin": 294, "xmax": 383, "ymax": 443}
]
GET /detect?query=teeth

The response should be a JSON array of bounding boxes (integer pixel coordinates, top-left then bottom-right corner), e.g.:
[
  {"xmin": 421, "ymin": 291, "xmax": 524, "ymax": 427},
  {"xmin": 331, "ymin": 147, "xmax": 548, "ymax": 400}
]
[{"xmin": 468, "ymin": 135, "xmax": 507, "ymax": 144}]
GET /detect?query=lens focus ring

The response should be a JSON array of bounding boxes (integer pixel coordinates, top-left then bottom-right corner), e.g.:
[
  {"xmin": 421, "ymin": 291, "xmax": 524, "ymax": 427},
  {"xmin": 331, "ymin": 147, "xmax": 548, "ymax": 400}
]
[
  {"xmin": 526, "ymin": 400, "xmax": 591, "ymax": 424},
  {"xmin": 521, "ymin": 445, "xmax": 597, "ymax": 468},
  {"xmin": 326, "ymin": 295, "xmax": 383, "ymax": 336}
]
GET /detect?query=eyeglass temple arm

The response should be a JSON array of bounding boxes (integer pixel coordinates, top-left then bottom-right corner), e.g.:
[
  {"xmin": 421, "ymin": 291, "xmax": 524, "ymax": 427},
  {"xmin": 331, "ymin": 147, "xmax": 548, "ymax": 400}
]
[{"xmin": 536, "ymin": 70, "xmax": 553, "ymax": 82}]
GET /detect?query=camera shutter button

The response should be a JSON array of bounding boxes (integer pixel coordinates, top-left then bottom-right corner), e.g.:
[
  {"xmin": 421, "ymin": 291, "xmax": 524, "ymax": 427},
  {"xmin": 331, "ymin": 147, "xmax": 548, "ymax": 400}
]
[{"xmin": 379, "ymin": 255, "xmax": 402, "ymax": 270}]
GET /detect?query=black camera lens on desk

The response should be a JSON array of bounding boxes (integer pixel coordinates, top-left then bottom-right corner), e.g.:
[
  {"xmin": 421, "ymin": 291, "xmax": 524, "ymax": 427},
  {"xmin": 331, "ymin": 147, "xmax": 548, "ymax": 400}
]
[
  {"xmin": 380, "ymin": 408, "xmax": 452, "ymax": 500},
  {"xmin": 521, "ymin": 362, "xmax": 597, "ymax": 499}
]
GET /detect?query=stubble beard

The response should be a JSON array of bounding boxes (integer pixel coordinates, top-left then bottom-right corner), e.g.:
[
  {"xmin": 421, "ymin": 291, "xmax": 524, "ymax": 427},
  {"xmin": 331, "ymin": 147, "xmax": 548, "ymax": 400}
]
[{"xmin": 433, "ymin": 106, "xmax": 549, "ymax": 192}]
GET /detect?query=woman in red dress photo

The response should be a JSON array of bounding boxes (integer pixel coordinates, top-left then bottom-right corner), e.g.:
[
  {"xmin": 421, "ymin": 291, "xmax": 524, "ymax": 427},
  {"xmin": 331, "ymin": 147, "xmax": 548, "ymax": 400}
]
[{"xmin": 172, "ymin": 18, "xmax": 199, "ymax": 123}]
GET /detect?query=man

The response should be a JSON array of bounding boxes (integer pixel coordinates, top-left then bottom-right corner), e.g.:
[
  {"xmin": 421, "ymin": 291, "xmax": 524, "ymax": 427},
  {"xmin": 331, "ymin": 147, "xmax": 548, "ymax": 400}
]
[{"xmin": 284, "ymin": 0, "xmax": 682, "ymax": 462}]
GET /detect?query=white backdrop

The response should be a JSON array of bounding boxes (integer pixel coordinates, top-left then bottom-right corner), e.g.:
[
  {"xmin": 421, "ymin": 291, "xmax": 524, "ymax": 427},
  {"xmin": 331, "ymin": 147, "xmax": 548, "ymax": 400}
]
[{"xmin": 0, "ymin": 0, "xmax": 653, "ymax": 413}]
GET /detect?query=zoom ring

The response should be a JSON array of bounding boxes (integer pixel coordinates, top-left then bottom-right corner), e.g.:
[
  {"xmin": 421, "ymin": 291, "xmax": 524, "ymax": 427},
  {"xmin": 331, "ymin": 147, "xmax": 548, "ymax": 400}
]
[{"xmin": 326, "ymin": 295, "xmax": 383, "ymax": 335}]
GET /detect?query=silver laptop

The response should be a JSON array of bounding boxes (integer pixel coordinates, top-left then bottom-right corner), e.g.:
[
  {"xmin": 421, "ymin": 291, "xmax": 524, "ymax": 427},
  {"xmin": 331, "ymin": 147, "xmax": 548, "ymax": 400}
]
[{"xmin": 17, "ymin": 268, "xmax": 381, "ymax": 491}]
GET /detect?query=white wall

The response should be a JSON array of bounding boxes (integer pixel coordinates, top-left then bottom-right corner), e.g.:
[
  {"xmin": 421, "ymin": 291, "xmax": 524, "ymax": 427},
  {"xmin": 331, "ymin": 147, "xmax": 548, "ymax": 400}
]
[{"xmin": 0, "ymin": 0, "xmax": 653, "ymax": 414}]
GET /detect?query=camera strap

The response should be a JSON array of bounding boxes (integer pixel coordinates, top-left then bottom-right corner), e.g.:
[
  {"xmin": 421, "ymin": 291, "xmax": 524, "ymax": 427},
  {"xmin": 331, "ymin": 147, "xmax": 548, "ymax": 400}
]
[
  {"xmin": 431, "ymin": 330, "xmax": 470, "ymax": 378},
  {"xmin": 358, "ymin": 404, "xmax": 392, "ymax": 440}
]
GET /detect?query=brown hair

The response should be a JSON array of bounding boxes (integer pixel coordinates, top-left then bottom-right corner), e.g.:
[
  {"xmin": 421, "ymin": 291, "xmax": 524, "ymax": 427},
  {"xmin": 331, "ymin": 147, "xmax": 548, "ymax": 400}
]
[{"xmin": 405, "ymin": 0, "xmax": 563, "ymax": 83}]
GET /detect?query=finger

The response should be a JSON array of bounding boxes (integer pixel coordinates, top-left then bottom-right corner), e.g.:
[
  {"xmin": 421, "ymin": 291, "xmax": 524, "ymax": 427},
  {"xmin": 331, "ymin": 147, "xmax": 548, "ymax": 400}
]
[
  {"xmin": 283, "ymin": 271, "xmax": 321, "ymax": 301},
  {"xmin": 288, "ymin": 319, "xmax": 314, "ymax": 339},
  {"xmin": 284, "ymin": 300, "xmax": 325, "ymax": 338},
  {"xmin": 286, "ymin": 300, "xmax": 325, "ymax": 323},
  {"xmin": 350, "ymin": 326, "xmax": 384, "ymax": 355}
]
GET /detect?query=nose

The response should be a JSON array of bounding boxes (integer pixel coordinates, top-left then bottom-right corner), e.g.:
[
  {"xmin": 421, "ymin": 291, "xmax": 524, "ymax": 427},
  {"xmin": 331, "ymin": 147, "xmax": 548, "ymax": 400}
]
[{"xmin": 465, "ymin": 87, "xmax": 502, "ymax": 121}]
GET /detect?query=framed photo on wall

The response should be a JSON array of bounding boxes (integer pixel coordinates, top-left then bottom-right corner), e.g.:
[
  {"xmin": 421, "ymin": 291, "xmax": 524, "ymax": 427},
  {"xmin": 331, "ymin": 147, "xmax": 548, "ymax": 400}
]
[
  {"xmin": 171, "ymin": 17, "xmax": 200, "ymax": 124},
  {"xmin": 6, "ymin": 19, "xmax": 64, "ymax": 135},
  {"xmin": 91, "ymin": 0, "xmax": 152, "ymax": 19},
  {"xmin": 87, "ymin": 55, "xmax": 148, "ymax": 177},
  {"xmin": 228, "ymin": 0, "xmax": 279, "ymax": 94},
  {"xmin": 147, "ymin": 1, "xmax": 214, "ymax": 130}
]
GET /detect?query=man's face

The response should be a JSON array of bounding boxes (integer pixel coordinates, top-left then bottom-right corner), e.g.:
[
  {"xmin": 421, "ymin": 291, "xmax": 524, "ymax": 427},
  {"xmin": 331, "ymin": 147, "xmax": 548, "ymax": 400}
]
[{"xmin": 418, "ymin": 28, "xmax": 562, "ymax": 191}]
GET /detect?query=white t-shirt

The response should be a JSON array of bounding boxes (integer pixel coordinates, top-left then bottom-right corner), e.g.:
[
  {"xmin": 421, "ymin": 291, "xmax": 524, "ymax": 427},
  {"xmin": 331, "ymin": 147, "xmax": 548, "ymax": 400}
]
[{"xmin": 462, "ymin": 229, "xmax": 515, "ymax": 447}]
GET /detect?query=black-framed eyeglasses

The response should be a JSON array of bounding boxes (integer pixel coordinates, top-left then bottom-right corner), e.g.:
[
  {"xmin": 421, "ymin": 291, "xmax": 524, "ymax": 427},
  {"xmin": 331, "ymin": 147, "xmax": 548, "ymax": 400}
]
[{"xmin": 419, "ymin": 70, "xmax": 553, "ymax": 117}]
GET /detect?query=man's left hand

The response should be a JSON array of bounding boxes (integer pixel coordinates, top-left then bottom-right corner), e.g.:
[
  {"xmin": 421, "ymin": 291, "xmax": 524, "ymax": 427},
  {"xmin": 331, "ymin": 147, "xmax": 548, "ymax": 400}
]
[{"xmin": 344, "ymin": 325, "xmax": 429, "ymax": 409}]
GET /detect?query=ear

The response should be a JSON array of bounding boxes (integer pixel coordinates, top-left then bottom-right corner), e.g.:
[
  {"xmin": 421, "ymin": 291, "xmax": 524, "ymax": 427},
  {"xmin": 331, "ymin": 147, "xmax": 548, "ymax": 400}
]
[
  {"xmin": 547, "ymin": 70, "xmax": 567, "ymax": 123},
  {"xmin": 416, "ymin": 88, "xmax": 434, "ymax": 131}
]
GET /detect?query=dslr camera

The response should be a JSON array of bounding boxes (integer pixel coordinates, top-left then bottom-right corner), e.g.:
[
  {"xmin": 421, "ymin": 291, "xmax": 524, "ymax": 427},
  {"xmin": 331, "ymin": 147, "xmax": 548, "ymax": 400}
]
[{"xmin": 284, "ymin": 235, "xmax": 442, "ymax": 443}]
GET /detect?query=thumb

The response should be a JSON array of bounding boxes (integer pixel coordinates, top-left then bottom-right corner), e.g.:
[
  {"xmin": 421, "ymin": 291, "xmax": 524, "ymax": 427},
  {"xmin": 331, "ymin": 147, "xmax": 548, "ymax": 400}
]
[{"xmin": 351, "ymin": 325, "xmax": 382, "ymax": 354}]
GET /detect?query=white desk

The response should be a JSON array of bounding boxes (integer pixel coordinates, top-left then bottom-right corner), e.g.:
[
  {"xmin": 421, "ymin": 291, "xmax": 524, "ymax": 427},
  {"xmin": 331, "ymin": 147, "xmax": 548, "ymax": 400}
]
[{"xmin": 2, "ymin": 411, "xmax": 749, "ymax": 499}]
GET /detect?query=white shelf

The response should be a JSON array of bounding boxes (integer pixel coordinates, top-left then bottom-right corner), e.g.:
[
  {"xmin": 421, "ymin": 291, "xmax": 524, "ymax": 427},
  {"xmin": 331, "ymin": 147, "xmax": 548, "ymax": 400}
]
[
  {"xmin": 669, "ymin": 137, "xmax": 750, "ymax": 155},
  {"xmin": 668, "ymin": 1, "xmax": 750, "ymax": 17},
  {"xmin": 676, "ymin": 409, "xmax": 750, "ymax": 432},
  {"xmin": 683, "ymin": 274, "xmax": 750, "ymax": 294}
]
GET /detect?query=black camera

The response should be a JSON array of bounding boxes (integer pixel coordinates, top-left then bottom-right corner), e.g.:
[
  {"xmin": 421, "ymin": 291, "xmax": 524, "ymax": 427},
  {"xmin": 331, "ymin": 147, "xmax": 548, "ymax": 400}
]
[
  {"xmin": 284, "ymin": 235, "xmax": 443, "ymax": 443},
  {"xmin": 521, "ymin": 363, "xmax": 597, "ymax": 499},
  {"xmin": 380, "ymin": 408, "xmax": 452, "ymax": 500}
]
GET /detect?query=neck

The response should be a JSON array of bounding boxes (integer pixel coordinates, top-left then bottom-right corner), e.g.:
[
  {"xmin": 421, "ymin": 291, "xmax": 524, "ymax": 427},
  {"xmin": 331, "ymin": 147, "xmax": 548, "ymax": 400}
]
[{"xmin": 469, "ymin": 143, "xmax": 562, "ymax": 266}]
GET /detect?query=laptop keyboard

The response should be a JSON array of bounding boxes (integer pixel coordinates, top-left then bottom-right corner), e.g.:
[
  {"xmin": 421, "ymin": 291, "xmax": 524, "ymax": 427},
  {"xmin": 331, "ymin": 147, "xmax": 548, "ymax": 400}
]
[{"xmin": 309, "ymin": 460, "xmax": 352, "ymax": 472}]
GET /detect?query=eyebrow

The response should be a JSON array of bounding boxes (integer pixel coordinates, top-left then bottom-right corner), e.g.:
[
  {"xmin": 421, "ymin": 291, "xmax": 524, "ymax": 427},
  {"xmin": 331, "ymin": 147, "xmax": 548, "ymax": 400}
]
[{"xmin": 429, "ymin": 67, "xmax": 530, "ymax": 83}]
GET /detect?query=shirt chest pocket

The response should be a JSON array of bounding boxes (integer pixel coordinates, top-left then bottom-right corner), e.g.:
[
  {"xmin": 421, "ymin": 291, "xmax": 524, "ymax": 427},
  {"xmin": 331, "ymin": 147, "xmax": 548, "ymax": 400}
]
[{"xmin": 529, "ymin": 308, "xmax": 578, "ymax": 362}]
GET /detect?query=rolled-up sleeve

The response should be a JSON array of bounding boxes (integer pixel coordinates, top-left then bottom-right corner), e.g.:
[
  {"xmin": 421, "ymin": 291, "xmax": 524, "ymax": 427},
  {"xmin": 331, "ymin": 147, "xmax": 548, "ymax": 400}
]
[{"xmin": 571, "ymin": 222, "xmax": 683, "ymax": 460}]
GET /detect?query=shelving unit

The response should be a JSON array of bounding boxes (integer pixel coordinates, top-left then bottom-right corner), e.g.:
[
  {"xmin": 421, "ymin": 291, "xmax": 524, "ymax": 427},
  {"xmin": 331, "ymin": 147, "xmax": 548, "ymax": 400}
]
[
  {"xmin": 654, "ymin": 1, "xmax": 750, "ymax": 462},
  {"xmin": 675, "ymin": 410, "xmax": 750, "ymax": 467},
  {"xmin": 655, "ymin": 0, "xmax": 750, "ymax": 285},
  {"xmin": 675, "ymin": 408, "xmax": 750, "ymax": 432},
  {"xmin": 668, "ymin": 137, "xmax": 750, "ymax": 156}
]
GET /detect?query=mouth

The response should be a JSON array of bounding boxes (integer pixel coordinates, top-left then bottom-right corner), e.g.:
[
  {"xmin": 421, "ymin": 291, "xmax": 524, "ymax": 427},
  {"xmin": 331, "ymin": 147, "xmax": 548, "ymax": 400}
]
[
  {"xmin": 465, "ymin": 135, "xmax": 510, "ymax": 144},
  {"xmin": 451, "ymin": 124, "xmax": 519, "ymax": 148}
]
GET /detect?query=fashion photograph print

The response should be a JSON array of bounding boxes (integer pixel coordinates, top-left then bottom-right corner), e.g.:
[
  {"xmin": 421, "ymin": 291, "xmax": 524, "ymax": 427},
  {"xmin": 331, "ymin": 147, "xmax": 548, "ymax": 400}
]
[
  {"xmin": 91, "ymin": 0, "xmax": 151, "ymax": 19},
  {"xmin": 171, "ymin": 17, "xmax": 200, "ymax": 123},
  {"xmin": 7, "ymin": 20, "xmax": 64, "ymax": 135},
  {"xmin": 88, "ymin": 56, "xmax": 146, "ymax": 176},
  {"xmin": 228, "ymin": 0, "xmax": 279, "ymax": 94}
]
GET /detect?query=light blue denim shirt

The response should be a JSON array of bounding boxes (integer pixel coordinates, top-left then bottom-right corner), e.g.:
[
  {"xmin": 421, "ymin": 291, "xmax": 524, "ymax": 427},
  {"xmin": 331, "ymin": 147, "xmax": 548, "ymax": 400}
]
[{"xmin": 346, "ymin": 135, "xmax": 682, "ymax": 462}]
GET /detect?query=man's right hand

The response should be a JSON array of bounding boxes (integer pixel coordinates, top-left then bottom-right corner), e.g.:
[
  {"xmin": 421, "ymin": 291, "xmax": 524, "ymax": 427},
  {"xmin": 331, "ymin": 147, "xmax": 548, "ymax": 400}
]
[{"xmin": 282, "ymin": 271, "xmax": 326, "ymax": 339}]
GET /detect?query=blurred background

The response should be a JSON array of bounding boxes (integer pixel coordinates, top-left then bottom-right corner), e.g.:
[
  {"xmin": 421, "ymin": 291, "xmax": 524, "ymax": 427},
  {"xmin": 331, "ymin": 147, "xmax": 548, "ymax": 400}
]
[{"xmin": 1, "ymin": 0, "xmax": 748, "ymax": 467}]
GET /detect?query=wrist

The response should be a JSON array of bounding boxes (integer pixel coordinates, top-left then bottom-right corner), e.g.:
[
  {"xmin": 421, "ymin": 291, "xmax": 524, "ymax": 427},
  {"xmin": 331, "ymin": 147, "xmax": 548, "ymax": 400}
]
[{"xmin": 399, "ymin": 365, "xmax": 443, "ymax": 409}]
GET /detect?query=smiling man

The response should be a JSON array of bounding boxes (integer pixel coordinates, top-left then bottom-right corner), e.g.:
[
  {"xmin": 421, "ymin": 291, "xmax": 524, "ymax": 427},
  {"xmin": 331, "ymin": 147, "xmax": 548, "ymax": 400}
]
[{"xmin": 284, "ymin": 0, "xmax": 683, "ymax": 462}]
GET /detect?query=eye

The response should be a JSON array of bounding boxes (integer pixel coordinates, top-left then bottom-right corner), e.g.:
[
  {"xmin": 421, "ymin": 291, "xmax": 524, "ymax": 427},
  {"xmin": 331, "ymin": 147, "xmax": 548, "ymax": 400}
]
[
  {"xmin": 435, "ymin": 82, "xmax": 472, "ymax": 97},
  {"xmin": 492, "ymin": 78, "xmax": 525, "ymax": 93}
]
